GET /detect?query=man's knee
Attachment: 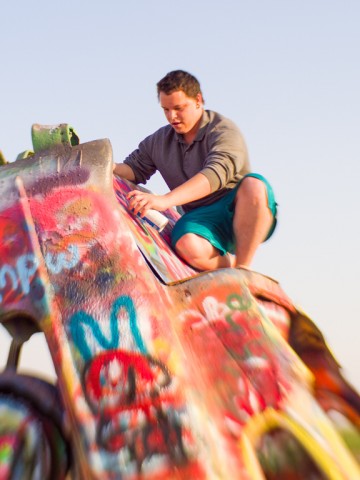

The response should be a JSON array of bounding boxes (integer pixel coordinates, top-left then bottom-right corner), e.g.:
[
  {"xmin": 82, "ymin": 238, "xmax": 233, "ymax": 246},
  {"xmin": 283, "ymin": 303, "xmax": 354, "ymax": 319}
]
[
  {"xmin": 175, "ymin": 233, "xmax": 211, "ymax": 270},
  {"xmin": 175, "ymin": 233, "xmax": 201, "ymax": 259},
  {"xmin": 236, "ymin": 176, "xmax": 268, "ymax": 205}
]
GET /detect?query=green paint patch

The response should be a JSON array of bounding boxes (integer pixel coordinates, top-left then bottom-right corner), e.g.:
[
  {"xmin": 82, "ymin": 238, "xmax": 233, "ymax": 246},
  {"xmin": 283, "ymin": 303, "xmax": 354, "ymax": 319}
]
[
  {"xmin": 340, "ymin": 429, "xmax": 360, "ymax": 460},
  {"xmin": 0, "ymin": 443, "xmax": 12, "ymax": 463}
]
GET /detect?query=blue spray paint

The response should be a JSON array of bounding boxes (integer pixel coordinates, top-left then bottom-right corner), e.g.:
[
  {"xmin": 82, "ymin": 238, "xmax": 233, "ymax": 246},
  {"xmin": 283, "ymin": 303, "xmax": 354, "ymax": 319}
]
[
  {"xmin": 69, "ymin": 295, "xmax": 147, "ymax": 361},
  {"xmin": 0, "ymin": 245, "xmax": 80, "ymax": 303},
  {"xmin": 45, "ymin": 244, "xmax": 80, "ymax": 274}
]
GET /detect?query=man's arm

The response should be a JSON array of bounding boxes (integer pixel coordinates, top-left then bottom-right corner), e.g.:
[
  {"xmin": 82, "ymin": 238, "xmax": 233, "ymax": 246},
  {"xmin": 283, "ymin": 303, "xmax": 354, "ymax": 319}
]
[
  {"xmin": 164, "ymin": 172, "xmax": 211, "ymax": 207},
  {"xmin": 113, "ymin": 162, "xmax": 136, "ymax": 182}
]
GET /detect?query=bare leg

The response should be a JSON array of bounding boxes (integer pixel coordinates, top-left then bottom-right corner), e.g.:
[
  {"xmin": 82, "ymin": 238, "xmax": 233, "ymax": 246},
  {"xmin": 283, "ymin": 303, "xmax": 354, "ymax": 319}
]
[
  {"xmin": 233, "ymin": 176, "xmax": 273, "ymax": 267},
  {"xmin": 174, "ymin": 233, "xmax": 234, "ymax": 271},
  {"xmin": 174, "ymin": 177, "xmax": 273, "ymax": 271}
]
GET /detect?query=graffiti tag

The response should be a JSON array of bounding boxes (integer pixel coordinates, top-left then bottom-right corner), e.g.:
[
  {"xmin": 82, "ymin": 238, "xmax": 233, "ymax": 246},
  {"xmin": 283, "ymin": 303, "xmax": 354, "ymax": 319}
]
[
  {"xmin": 69, "ymin": 295, "xmax": 147, "ymax": 361},
  {"xmin": 0, "ymin": 245, "xmax": 80, "ymax": 303}
]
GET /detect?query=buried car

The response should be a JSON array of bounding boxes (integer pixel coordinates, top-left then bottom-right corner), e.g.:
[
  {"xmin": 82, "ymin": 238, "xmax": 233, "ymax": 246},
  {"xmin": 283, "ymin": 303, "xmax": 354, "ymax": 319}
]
[{"xmin": 0, "ymin": 125, "xmax": 360, "ymax": 479}]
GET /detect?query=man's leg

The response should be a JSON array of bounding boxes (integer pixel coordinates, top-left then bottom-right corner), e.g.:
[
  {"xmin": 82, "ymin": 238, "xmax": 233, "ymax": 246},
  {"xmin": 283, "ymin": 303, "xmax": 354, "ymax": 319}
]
[
  {"xmin": 233, "ymin": 176, "xmax": 273, "ymax": 267},
  {"xmin": 174, "ymin": 233, "xmax": 233, "ymax": 270}
]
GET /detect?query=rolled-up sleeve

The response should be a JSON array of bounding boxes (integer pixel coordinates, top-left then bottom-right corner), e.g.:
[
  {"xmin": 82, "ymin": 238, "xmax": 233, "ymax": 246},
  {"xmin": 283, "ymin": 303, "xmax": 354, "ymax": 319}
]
[
  {"xmin": 124, "ymin": 135, "xmax": 157, "ymax": 185},
  {"xmin": 200, "ymin": 121, "xmax": 249, "ymax": 192}
]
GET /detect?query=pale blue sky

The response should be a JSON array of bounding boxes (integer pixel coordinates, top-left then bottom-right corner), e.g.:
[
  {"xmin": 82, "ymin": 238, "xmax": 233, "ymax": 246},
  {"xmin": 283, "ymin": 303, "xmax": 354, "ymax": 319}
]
[{"xmin": 1, "ymin": 1, "xmax": 359, "ymax": 389}]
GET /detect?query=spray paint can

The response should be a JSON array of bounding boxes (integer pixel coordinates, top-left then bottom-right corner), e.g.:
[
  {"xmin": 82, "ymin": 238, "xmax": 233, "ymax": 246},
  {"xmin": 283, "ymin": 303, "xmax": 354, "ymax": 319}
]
[{"xmin": 143, "ymin": 209, "xmax": 169, "ymax": 232}]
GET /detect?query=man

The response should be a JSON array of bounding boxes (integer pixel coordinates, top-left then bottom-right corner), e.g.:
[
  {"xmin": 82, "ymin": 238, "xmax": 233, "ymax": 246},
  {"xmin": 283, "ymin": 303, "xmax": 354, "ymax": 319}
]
[{"xmin": 113, "ymin": 70, "xmax": 277, "ymax": 271}]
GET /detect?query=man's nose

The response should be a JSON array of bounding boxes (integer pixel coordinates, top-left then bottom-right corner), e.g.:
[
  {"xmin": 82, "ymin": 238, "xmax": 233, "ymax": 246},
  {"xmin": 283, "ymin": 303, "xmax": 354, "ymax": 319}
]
[{"xmin": 168, "ymin": 110, "xmax": 177, "ymax": 122}]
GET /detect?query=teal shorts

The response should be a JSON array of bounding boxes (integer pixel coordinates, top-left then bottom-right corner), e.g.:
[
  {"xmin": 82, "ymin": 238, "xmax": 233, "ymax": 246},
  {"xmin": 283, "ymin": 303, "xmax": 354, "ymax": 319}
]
[{"xmin": 171, "ymin": 173, "xmax": 277, "ymax": 256}]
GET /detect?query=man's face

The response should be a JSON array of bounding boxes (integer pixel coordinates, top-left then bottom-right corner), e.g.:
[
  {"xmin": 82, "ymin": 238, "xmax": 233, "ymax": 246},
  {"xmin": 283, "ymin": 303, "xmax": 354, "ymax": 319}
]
[{"xmin": 159, "ymin": 90, "xmax": 203, "ymax": 137}]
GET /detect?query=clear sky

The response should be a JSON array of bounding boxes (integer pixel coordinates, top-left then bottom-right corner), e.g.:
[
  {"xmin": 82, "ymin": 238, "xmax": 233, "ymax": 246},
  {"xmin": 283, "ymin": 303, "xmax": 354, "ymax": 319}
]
[{"xmin": 1, "ymin": 1, "xmax": 359, "ymax": 390}]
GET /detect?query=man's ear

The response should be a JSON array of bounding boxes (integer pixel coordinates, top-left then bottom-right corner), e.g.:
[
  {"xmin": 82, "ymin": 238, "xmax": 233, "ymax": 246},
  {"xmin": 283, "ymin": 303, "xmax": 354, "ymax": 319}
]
[{"xmin": 196, "ymin": 93, "xmax": 204, "ymax": 106}]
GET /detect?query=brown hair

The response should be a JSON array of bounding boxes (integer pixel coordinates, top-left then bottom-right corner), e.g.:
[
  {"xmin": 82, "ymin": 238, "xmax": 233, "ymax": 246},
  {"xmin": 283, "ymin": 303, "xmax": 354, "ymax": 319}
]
[{"xmin": 156, "ymin": 70, "xmax": 204, "ymax": 102}]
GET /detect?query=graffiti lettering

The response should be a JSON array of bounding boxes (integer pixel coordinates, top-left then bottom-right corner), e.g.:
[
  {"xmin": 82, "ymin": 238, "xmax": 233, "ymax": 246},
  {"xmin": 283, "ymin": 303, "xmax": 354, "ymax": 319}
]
[
  {"xmin": 45, "ymin": 244, "xmax": 80, "ymax": 274},
  {"xmin": 180, "ymin": 294, "xmax": 254, "ymax": 327},
  {"xmin": 16, "ymin": 254, "xmax": 39, "ymax": 295},
  {"xmin": 0, "ymin": 254, "xmax": 39, "ymax": 302},
  {"xmin": 202, "ymin": 296, "xmax": 231, "ymax": 321},
  {"xmin": 226, "ymin": 292, "xmax": 253, "ymax": 313},
  {"xmin": 179, "ymin": 296, "xmax": 231, "ymax": 326},
  {"xmin": 69, "ymin": 295, "xmax": 147, "ymax": 361},
  {"xmin": 0, "ymin": 245, "xmax": 80, "ymax": 303}
]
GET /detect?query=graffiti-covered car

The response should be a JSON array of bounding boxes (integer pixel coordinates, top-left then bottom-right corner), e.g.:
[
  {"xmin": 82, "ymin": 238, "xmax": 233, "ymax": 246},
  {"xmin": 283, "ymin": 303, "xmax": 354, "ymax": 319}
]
[{"xmin": 0, "ymin": 125, "xmax": 359, "ymax": 479}]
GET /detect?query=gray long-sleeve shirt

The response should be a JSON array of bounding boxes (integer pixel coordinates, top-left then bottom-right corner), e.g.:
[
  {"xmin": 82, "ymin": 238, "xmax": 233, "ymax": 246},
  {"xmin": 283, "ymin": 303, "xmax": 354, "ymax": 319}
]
[{"xmin": 124, "ymin": 110, "xmax": 251, "ymax": 212}]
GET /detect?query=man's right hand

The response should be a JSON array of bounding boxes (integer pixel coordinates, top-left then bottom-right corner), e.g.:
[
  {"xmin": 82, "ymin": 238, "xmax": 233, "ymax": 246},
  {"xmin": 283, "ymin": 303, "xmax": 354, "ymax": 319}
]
[{"xmin": 127, "ymin": 190, "xmax": 171, "ymax": 217}]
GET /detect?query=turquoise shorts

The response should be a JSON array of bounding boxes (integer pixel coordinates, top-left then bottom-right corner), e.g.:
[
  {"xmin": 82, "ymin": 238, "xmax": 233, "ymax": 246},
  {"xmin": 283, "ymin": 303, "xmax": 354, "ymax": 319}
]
[{"xmin": 171, "ymin": 173, "xmax": 277, "ymax": 256}]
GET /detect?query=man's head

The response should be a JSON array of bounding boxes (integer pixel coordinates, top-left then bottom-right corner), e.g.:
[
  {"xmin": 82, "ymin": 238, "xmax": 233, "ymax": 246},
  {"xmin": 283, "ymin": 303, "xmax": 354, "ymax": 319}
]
[
  {"xmin": 156, "ymin": 70, "xmax": 204, "ymax": 102},
  {"xmin": 157, "ymin": 70, "xmax": 204, "ymax": 142}
]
